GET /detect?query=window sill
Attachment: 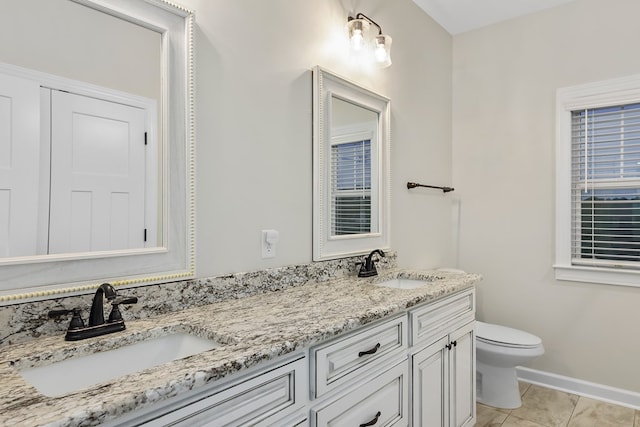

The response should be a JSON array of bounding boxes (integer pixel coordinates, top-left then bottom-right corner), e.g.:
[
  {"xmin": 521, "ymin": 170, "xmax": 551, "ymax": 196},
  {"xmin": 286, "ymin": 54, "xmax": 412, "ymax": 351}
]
[{"xmin": 553, "ymin": 264, "xmax": 640, "ymax": 288}]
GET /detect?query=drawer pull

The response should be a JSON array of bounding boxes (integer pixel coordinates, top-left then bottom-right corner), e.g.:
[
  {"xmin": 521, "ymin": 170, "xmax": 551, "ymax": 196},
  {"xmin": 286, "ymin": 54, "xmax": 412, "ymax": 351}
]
[
  {"xmin": 358, "ymin": 343, "xmax": 381, "ymax": 357},
  {"xmin": 359, "ymin": 411, "xmax": 382, "ymax": 427}
]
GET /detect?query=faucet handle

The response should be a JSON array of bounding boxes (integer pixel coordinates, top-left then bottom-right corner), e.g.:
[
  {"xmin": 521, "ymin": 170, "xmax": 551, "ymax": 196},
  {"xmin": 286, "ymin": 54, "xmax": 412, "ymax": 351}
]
[
  {"xmin": 108, "ymin": 296, "xmax": 138, "ymax": 323},
  {"xmin": 111, "ymin": 296, "xmax": 138, "ymax": 305},
  {"xmin": 48, "ymin": 308, "xmax": 85, "ymax": 330}
]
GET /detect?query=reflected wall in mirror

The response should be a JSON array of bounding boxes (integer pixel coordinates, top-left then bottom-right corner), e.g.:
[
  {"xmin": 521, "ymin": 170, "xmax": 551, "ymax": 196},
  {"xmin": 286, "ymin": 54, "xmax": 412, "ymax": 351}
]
[
  {"xmin": 0, "ymin": 0, "xmax": 195, "ymax": 303},
  {"xmin": 0, "ymin": 0, "xmax": 161, "ymax": 100},
  {"xmin": 312, "ymin": 66, "xmax": 390, "ymax": 260}
]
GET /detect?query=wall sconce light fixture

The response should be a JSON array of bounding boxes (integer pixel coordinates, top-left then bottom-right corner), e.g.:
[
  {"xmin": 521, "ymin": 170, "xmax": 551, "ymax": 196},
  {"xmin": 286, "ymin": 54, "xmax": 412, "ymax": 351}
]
[{"xmin": 346, "ymin": 13, "xmax": 392, "ymax": 68}]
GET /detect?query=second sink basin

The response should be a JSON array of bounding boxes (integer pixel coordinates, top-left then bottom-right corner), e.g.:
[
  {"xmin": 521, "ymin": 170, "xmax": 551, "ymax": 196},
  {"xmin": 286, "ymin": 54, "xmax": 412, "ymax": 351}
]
[{"xmin": 18, "ymin": 331, "xmax": 221, "ymax": 397}]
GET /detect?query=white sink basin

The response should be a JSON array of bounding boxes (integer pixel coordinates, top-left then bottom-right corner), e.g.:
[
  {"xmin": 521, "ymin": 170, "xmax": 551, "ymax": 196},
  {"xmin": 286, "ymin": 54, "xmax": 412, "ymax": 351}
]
[
  {"xmin": 18, "ymin": 332, "xmax": 221, "ymax": 397},
  {"xmin": 376, "ymin": 278, "xmax": 434, "ymax": 289}
]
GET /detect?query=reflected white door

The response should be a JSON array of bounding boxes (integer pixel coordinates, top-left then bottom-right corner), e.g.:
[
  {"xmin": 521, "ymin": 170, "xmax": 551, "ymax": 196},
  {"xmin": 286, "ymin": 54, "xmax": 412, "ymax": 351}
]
[
  {"xmin": 49, "ymin": 90, "xmax": 146, "ymax": 254},
  {"xmin": 0, "ymin": 73, "xmax": 41, "ymax": 257}
]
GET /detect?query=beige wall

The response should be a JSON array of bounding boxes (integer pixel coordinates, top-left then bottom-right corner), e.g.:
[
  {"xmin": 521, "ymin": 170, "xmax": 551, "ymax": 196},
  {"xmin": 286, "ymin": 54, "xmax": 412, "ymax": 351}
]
[
  {"xmin": 186, "ymin": 0, "xmax": 454, "ymax": 275},
  {"xmin": 452, "ymin": 0, "xmax": 640, "ymax": 392}
]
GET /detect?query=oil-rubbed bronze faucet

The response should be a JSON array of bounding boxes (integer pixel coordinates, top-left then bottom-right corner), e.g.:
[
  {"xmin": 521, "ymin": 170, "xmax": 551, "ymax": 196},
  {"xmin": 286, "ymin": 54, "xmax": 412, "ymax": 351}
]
[
  {"xmin": 358, "ymin": 249, "xmax": 386, "ymax": 277},
  {"xmin": 48, "ymin": 283, "xmax": 138, "ymax": 341},
  {"xmin": 88, "ymin": 283, "xmax": 117, "ymax": 326}
]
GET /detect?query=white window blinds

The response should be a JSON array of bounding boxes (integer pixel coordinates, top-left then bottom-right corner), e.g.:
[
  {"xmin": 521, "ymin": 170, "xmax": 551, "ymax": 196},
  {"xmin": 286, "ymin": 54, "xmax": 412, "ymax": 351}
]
[
  {"xmin": 571, "ymin": 103, "xmax": 640, "ymax": 268},
  {"xmin": 330, "ymin": 139, "xmax": 372, "ymax": 236}
]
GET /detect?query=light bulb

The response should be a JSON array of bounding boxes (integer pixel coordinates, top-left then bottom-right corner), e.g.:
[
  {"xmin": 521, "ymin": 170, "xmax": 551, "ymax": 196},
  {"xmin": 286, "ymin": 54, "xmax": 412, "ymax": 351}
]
[
  {"xmin": 374, "ymin": 35, "xmax": 392, "ymax": 68},
  {"xmin": 346, "ymin": 18, "xmax": 370, "ymax": 53},
  {"xmin": 374, "ymin": 43, "xmax": 387, "ymax": 63},
  {"xmin": 351, "ymin": 30, "xmax": 364, "ymax": 50}
]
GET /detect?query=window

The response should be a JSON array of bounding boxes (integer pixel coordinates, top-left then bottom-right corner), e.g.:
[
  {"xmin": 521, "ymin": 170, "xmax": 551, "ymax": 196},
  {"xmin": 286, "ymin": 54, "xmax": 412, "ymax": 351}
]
[
  {"xmin": 572, "ymin": 105, "xmax": 640, "ymax": 265},
  {"xmin": 331, "ymin": 138, "xmax": 372, "ymax": 236},
  {"xmin": 555, "ymin": 74, "xmax": 640, "ymax": 286}
]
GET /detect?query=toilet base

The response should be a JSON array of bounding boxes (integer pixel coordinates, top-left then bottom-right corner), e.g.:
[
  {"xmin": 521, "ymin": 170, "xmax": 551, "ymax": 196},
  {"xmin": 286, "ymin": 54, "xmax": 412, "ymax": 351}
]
[{"xmin": 476, "ymin": 361, "xmax": 522, "ymax": 409}]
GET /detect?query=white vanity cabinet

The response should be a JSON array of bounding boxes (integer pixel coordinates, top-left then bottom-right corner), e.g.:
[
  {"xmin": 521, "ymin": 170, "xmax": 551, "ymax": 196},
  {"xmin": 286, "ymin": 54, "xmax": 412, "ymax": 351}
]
[
  {"xmin": 307, "ymin": 289, "xmax": 475, "ymax": 427},
  {"xmin": 105, "ymin": 287, "xmax": 476, "ymax": 427},
  {"xmin": 410, "ymin": 289, "xmax": 476, "ymax": 427}
]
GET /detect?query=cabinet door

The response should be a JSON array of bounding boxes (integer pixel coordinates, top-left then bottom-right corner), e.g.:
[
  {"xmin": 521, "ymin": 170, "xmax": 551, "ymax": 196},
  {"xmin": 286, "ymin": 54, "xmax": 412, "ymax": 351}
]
[
  {"xmin": 449, "ymin": 322, "xmax": 475, "ymax": 427},
  {"xmin": 411, "ymin": 336, "xmax": 449, "ymax": 427}
]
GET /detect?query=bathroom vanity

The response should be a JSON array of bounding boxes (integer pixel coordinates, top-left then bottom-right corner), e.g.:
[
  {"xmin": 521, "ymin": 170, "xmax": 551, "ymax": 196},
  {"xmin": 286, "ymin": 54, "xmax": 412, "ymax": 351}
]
[{"xmin": 0, "ymin": 269, "xmax": 480, "ymax": 426}]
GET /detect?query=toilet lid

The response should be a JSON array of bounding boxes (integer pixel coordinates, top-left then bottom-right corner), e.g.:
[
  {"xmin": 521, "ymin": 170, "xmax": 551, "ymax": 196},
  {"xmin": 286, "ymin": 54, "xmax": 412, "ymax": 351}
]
[{"xmin": 476, "ymin": 321, "xmax": 542, "ymax": 348}]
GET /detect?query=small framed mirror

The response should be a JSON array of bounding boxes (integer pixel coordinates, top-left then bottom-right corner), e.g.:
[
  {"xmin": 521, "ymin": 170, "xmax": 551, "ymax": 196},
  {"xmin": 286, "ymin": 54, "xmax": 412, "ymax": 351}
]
[{"xmin": 312, "ymin": 66, "xmax": 390, "ymax": 260}]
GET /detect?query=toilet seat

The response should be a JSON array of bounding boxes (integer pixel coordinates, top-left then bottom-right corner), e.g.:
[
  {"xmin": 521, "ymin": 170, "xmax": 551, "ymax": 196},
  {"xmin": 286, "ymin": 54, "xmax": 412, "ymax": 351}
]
[{"xmin": 476, "ymin": 321, "xmax": 542, "ymax": 349}]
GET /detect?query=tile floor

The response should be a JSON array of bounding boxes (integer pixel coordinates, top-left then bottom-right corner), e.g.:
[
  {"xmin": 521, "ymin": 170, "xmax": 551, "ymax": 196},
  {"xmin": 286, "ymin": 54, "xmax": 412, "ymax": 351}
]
[{"xmin": 476, "ymin": 382, "xmax": 640, "ymax": 427}]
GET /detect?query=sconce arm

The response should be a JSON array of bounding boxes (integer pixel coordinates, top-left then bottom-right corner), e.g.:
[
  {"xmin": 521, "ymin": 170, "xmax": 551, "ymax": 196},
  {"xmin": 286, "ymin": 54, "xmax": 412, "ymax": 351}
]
[{"xmin": 352, "ymin": 12, "xmax": 384, "ymax": 35}]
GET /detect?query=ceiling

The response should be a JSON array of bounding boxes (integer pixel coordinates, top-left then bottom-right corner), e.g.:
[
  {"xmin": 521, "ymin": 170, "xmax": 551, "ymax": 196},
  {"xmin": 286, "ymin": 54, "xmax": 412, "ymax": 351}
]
[{"xmin": 412, "ymin": 0, "xmax": 577, "ymax": 35}]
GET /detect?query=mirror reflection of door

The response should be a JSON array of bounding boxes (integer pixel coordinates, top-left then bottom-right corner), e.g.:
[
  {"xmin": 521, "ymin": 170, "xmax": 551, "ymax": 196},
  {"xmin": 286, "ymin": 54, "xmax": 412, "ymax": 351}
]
[
  {"xmin": 0, "ymin": 71, "xmax": 154, "ymax": 257},
  {"xmin": 48, "ymin": 90, "xmax": 147, "ymax": 254}
]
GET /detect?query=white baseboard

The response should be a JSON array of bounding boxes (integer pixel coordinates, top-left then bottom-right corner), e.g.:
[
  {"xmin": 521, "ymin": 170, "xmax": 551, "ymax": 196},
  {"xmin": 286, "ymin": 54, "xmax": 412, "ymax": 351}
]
[{"xmin": 516, "ymin": 367, "xmax": 640, "ymax": 410}]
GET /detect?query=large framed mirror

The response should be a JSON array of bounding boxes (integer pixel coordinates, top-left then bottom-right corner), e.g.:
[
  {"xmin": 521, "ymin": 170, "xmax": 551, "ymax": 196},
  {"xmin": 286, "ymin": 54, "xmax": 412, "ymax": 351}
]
[
  {"xmin": 0, "ymin": 0, "xmax": 195, "ymax": 303},
  {"xmin": 312, "ymin": 66, "xmax": 390, "ymax": 260}
]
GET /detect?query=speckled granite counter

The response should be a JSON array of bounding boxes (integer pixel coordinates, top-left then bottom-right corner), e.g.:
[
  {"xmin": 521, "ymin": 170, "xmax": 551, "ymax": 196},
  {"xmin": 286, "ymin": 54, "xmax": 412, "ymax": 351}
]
[{"xmin": 0, "ymin": 269, "xmax": 481, "ymax": 426}]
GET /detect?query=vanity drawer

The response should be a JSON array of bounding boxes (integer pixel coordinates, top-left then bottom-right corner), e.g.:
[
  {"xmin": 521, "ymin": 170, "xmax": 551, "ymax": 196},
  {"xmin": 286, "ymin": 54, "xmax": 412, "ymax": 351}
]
[
  {"xmin": 410, "ymin": 289, "xmax": 475, "ymax": 347},
  {"xmin": 311, "ymin": 315, "xmax": 407, "ymax": 398},
  {"xmin": 139, "ymin": 357, "xmax": 306, "ymax": 427},
  {"xmin": 312, "ymin": 360, "xmax": 408, "ymax": 427}
]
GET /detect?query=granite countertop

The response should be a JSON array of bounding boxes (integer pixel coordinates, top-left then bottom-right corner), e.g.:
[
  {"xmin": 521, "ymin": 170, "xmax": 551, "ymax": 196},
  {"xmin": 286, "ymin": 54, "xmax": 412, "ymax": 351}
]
[{"xmin": 0, "ymin": 269, "xmax": 481, "ymax": 426}]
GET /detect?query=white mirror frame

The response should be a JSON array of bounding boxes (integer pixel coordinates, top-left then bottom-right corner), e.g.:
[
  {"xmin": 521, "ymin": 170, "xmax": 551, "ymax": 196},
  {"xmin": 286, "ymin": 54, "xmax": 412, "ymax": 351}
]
[
  {"xmin": 312, "ymin": 66, "xmax": 391, "ymax": 261},
  {"xmin": 0, "ymin": 0, "xmax": 195, "ymax": 303}
]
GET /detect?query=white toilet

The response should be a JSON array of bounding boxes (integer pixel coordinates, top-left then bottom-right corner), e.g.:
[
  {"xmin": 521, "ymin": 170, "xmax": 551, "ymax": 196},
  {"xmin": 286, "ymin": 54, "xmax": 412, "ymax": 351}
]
[{"xmin": 475, "ymin": 321, "xmax": 544, "ymax": 409}]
